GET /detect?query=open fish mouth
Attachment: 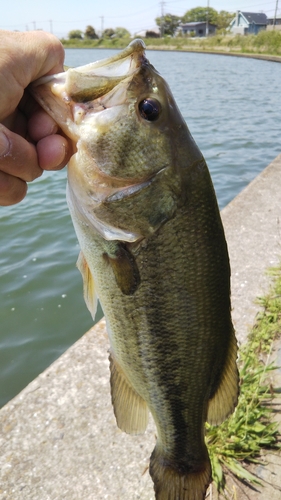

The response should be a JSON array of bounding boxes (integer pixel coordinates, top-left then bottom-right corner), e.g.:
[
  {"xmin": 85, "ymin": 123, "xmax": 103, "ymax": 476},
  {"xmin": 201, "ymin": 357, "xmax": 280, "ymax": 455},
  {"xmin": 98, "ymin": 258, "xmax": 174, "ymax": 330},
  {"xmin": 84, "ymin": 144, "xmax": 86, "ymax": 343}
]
[
  {"xmin": 31, "ymin": 39, "xmax": 148, "ymax": 137},
  {"xmin": 30, "ymin": 39, "xmax": 155, "ymax": 212},
  {"xmin": 33, "ymin": 38, "xmax": 146, "ymax": 91}
]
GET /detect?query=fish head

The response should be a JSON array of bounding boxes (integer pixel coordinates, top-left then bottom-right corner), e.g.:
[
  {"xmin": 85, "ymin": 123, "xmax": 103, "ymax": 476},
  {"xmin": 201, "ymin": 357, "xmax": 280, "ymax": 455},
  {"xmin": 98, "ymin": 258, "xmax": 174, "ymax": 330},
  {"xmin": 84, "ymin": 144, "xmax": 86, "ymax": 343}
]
[{"xmin": 31, "ymin": 40, "xmax": 202, "ymax": 242}]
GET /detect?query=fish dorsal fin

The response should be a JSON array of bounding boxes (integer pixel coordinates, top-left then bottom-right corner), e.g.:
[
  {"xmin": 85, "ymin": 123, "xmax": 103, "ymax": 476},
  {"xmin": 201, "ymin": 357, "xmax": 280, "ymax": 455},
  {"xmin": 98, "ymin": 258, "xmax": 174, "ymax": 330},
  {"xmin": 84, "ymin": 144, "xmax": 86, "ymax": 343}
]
[
  {"xmin": 76, "ymin": 251, "xmax": 98, "ymax": 320},
  {"xmin": 109, "ymin": 353, "xmax": 148, "ymax": 434},
  {"xmin": 207, "ymin": 328, "xmax": 239, "ymax": 425}
]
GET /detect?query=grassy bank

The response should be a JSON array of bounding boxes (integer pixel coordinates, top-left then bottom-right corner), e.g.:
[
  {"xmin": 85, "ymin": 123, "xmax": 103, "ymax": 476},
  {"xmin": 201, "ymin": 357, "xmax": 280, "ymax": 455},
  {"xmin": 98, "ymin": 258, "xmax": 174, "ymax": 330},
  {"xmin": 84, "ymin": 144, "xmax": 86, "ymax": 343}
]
[
  {"xmin": 207, "ymin": 265, "xmax": 281, "ymax": 497},
  {"xmin": 62, "ymin": 30, "xmax": 281, "ymax": 57}
]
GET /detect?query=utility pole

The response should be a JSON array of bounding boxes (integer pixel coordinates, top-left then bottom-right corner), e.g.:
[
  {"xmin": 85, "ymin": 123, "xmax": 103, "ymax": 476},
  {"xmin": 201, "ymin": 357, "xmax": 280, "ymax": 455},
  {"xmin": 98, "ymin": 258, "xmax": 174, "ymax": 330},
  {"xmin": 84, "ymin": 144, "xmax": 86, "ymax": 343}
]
[
  {"xmin": 100, "ymin": 16, "xmax": 104, "ymax": 37},
  {"xmin": 273, "ymin": 0, "xmax": 279, "ymax": 29},
  {"xmin": 49, "ymin": 20, "xmax": 53, "ymax": 34},
  {"xmin": 33, "ymin": 21, "xmax": 36, "ymax": 30},
  {"xmin": 160, "ymin": 1, "xmax": 165, "ymax": 38},
  {"xmin": 206, "ymin": 0, "xmax": 209, "ymax": 37}
]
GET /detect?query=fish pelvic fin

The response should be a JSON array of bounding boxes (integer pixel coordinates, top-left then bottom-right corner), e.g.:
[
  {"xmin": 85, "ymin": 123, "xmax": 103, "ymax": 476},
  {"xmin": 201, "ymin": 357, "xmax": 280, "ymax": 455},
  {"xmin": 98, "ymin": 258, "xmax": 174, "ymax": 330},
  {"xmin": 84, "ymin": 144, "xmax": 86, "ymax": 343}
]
[
  {"xmin": 149, "ymin": 445, "xmax": 212, "ymax": 500},
  {"xmin": 207, "ymin": 327, "xmax": 239, "ymax": 425},
  {"xmin": 76, "ymin": 251, "xmax": 98, "ymax": 320},
  {"xmin": 109, "ymin": 353, "xmax": 148, "ymax": 434}
]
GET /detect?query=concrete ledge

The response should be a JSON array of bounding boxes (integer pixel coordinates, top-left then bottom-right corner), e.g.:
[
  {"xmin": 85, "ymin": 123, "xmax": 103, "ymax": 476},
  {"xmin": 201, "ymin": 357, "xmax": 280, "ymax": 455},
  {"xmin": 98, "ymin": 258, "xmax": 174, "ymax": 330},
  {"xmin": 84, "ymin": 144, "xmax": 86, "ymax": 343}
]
[
  {"xmin": 222, "ymin": 153, "xmax": 281, "ymax": 344},
  {"xmin": 145, "ymin": 47, "xmax": 281, "ymax": 64},
  {"xmin": 1, "ymin": 154, "xmax": 281, "ymax": 499},
  {"xmin": 184, "ymin": 52, "xmax": 281, "ymax": 64}
]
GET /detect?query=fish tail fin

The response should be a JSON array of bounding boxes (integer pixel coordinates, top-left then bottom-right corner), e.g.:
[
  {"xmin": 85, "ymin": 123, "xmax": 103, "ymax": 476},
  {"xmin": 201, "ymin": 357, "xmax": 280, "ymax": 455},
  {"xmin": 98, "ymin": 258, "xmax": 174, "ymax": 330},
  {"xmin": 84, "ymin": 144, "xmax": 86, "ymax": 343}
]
[{"xmin": 149, "ymin": 445, "xmax": 212, "ymax": 500}]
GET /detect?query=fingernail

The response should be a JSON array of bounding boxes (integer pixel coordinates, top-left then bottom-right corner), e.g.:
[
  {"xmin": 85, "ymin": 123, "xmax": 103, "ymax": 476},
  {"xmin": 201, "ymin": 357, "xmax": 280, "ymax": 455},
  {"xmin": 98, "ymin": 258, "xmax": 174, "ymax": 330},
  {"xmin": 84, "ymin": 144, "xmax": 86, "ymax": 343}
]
[
  {"xmin": 57, "ymin": 141, "xmax": 68, "ymax": 166},
  {"xmin": 0, "ymin": 131, "xmax": 10, "ymax": 157}
]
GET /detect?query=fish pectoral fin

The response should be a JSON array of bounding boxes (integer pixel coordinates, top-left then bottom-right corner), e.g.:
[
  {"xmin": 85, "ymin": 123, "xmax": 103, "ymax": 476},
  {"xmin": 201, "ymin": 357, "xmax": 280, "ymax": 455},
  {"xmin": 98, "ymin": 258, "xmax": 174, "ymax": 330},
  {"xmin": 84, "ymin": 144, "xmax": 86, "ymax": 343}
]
[
  {"xmin": 76, "ymin": 251, "xmax": 98, "ymax": 320},
  {"xmin": 103, "ymin": 243, "xmax": 140, "ymax": 296},
  {"xmin": 207, "ymin": 328, "xmax": 239, "ymax": 425},
  {"xmin": 109, "ymin": 353, "xmax": 148, "ymax": 435}
]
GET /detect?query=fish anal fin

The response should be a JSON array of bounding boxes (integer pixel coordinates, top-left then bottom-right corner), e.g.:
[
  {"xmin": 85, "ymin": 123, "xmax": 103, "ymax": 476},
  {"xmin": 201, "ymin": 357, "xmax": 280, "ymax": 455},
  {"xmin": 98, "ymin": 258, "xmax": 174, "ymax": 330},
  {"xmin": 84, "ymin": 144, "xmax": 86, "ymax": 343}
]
[
  {"xmin": 76, "ymin": 251, "xmax": 98, "ymax": 320},
  {"xmin": 109, "ymin": 353, "xmax": 148, "ymax": 435},
  {"xmin": 103, "ymin": 243, "xmax": 140, "ymax": 296},
  {"xmin": 207, "ymin": 328, "xmax": 239, "ymax": 425},
  {"xmin": 149, "ymin": 444, "xmax": 212, "ymax": 500}
]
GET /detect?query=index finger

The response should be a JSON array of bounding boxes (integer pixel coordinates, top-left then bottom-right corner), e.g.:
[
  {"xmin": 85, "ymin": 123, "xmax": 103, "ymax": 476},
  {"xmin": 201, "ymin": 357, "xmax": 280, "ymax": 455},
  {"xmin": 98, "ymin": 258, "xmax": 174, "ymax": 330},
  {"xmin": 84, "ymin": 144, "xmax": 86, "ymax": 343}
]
[{"xmin": 0, "ymin": 30, "xmax": 65, "ymax": 121}]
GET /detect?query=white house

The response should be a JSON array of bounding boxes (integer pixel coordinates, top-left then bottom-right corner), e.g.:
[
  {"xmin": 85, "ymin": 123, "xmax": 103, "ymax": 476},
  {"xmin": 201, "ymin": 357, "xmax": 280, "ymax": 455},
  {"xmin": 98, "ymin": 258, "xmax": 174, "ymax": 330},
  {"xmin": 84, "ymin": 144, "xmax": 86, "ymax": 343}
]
[{"xmin": 229, "ymin": 11, "xmax": 267, "ymax": 35}]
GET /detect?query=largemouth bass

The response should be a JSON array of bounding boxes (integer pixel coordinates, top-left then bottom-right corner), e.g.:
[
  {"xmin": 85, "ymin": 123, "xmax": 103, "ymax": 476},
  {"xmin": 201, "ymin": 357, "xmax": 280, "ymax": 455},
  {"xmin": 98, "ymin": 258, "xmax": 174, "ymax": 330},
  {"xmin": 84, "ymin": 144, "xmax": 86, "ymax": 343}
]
[{"xmin": 31, "ymin": 40, "xmax": 239, "ymax": 500}]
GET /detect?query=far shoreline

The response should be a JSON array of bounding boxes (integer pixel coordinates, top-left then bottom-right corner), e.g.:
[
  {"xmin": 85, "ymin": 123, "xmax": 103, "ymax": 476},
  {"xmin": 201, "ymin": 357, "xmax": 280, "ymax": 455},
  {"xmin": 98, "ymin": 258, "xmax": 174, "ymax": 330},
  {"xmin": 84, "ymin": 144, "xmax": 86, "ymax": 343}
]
[
  {"xmin": 144, "ymin": 46, "xmax": 281, "ymax": 63},
  {"xmin": 62, "ymin": 42, "xmax": 281, "ymax": 64}
]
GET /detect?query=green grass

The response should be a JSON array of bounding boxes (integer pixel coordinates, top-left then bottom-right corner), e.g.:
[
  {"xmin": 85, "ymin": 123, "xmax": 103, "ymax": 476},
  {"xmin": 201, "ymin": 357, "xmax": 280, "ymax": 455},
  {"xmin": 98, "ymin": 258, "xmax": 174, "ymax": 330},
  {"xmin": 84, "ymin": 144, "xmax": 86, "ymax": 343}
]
[
  {"xmin": 206, "ymin": 266, "xmax": 281, "ymax": 497},
  {"xmin": 61, "ymin": 37, "xmax": 132, "ymax": 49},
  {"xmin": 61, "ymin": 31, "xmax": 281, "ymax": 57},
  {"xmin": 224, "ymin": 31, "xmax": 281, "ymax": 55}
]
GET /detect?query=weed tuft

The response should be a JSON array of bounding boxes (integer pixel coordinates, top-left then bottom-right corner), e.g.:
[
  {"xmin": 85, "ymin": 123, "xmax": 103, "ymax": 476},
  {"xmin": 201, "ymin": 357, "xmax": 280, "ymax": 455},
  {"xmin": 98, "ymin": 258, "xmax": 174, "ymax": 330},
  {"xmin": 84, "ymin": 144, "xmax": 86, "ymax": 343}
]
[{"xmin": 207, "ymin": 265, "xmax": 281, "ymax": 496}]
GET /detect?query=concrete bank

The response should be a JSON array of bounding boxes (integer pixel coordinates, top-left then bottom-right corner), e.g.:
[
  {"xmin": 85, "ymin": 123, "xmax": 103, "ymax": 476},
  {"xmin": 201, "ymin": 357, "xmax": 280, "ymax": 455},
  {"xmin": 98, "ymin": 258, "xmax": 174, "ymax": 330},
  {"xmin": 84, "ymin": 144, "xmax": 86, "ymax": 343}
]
[
  {"xmin": 1, "ymin": 154, "xmax": 281, "ymax": 499},
  {"xmin": 145, "ymin": 46, "xmax": 281, "ymax": 64},
  {"xmin": 191, "ymin": 51, "xmax": 281, "ymax": 63}
]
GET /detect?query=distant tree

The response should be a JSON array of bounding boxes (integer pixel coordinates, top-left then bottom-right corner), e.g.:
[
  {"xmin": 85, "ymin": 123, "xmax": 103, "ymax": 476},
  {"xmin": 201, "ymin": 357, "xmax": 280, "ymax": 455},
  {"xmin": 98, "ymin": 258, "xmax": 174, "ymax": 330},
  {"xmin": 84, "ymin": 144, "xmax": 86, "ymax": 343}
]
[
  {"xmin": 102, "ymin": 28, "xmax": 115, "ymax": 38},
  {"xmin": 182, "ymin": 7, "xmax": 218, "ymax": 25},
  {"xmin": 146, "ymin": 30, "xmax": 160, "ymax": 38},
  {"xmin": 68, "ymin": 30, "xmax": 83, "ymax": 40},
  {"xmin": 155, "ymin": 13, "xmax": 181, "ymax": 36},
  {"xmin": 114, "ymin": 27, "xmax": 130, "ymax": 38},
  {"xmin": 216, "ymin": 11, "xmax": 234, "ymax": 30},
  {"xmin": 84, "ymin": 25, "xmax": 99, "ymax": 39}
]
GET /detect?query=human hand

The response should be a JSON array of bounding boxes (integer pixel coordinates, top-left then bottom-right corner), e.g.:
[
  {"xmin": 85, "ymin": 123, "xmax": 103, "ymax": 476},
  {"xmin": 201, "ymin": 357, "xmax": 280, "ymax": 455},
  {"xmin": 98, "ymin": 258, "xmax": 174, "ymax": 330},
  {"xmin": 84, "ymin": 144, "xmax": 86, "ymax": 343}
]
[{"xmin": 0, "ymin": 30, "xmax": 72, "ymax": 206}]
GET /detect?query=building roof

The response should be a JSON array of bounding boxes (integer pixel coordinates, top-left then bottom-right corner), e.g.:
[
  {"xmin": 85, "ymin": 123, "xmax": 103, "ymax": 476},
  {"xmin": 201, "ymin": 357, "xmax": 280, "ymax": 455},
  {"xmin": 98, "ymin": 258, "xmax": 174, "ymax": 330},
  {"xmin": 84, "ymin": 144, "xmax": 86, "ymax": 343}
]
[
  {"xmin": 241, "ymin": 12, "xmax": 267, "ymax": 25},
  {"xmin": 267, "ymin": 15, "xmax": 281, "ymax": 20},
  {"xmin": 181, "ymin": 22, "xmax": 216, "ymax": 27}
]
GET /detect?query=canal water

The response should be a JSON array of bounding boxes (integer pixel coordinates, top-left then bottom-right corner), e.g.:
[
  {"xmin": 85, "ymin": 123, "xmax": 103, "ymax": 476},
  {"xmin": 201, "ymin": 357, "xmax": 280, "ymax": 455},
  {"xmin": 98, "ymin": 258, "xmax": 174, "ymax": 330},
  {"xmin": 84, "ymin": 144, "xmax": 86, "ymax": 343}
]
[{"xmin": 0, "ymin": 49, "xmax": 280, "ymax": 407}]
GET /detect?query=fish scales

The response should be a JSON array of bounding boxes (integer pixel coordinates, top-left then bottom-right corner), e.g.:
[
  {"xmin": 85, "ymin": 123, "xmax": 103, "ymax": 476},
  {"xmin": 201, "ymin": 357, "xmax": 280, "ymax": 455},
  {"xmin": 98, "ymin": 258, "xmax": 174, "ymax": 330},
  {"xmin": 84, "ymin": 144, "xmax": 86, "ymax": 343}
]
[
  {"xmin": 31, "ymin": 40, "xmax": 239, "ymax": 500},
  {"xmin": 104, "ymin": 166, "xmax": 231, "ymax": 427}
]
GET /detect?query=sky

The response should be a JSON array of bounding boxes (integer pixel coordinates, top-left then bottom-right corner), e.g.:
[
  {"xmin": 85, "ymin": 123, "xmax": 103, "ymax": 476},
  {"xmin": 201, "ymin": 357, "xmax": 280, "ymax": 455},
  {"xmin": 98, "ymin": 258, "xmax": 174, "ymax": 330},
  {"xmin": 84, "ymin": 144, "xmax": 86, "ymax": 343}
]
[{"xmin": 0, "ymin": 1, "xmax": 279, "ymax": 38}]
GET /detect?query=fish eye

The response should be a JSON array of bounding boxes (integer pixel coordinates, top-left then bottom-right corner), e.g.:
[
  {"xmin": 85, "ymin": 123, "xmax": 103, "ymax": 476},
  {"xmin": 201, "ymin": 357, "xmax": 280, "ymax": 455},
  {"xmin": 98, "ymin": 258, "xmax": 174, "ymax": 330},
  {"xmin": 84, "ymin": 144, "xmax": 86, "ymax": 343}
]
[{"xmin": 138, "ymin": 99, "xmax": 161, "ymax": 121}]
